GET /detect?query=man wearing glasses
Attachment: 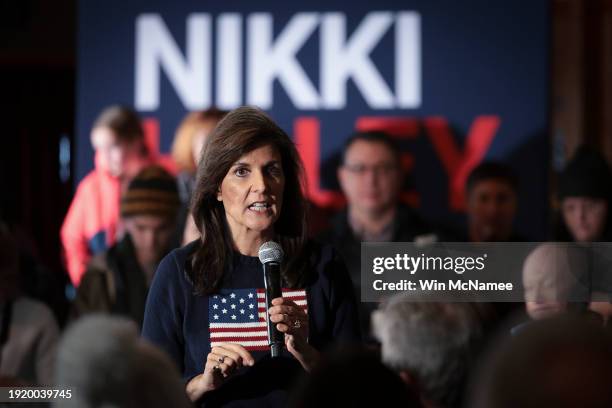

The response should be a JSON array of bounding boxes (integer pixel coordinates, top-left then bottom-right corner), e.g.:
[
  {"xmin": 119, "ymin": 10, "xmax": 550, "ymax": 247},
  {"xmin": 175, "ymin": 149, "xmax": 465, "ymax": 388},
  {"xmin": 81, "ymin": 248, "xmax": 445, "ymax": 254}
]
[{"xmin": 319, "ymin": 131, "xmax": 430, "ymax": 337}]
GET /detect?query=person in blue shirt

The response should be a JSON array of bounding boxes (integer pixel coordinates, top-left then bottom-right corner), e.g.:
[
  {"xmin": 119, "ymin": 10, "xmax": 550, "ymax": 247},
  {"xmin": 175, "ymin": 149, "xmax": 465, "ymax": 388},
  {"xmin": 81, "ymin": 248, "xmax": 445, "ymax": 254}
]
[{"xmin": 142, "ymin": 106, "xmax": 361, "ymax": 407}]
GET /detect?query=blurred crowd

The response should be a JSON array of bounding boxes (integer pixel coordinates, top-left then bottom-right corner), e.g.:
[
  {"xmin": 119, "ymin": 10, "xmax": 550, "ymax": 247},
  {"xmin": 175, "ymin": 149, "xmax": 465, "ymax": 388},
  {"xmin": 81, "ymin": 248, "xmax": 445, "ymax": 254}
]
[{"xmin": 1, "ymin": 105, "xmax": 612, "ymax": 407}]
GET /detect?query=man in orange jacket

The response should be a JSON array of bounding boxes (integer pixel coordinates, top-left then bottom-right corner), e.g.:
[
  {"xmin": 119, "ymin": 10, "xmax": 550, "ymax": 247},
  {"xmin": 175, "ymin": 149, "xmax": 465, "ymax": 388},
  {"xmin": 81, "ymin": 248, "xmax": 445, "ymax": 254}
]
[{"xmin": 61, "ymin": 106, "xmax": 152, "ymax": 286}]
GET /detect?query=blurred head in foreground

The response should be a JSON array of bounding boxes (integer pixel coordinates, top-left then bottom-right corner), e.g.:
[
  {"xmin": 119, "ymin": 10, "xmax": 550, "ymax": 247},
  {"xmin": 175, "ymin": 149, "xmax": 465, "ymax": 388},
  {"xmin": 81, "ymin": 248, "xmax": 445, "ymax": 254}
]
[
  {"xmin": 289, "ymin": 348, "xmax": 422, "ymax": 408},
  {"xmin": 54, "ymin": 315, "xmax": 191, "ymax": 408},
  {"xmin": 470, "ymin": 316, "xmax": 612, "ymax": 408},
  {"xmin": 372, "ymin": 295, "xmax": 484, "ymax": 408}
]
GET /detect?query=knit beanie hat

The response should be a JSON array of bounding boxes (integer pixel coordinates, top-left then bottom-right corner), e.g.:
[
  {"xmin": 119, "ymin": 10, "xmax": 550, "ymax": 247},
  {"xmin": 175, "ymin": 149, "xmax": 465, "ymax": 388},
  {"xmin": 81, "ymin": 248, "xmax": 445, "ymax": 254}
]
[
  {"xmin": 120, "ymin": 165, "xmax": 180, "ymax": 218},
  {"xmin": 558, "ymin": 146, "xmax": 612, "ymax": 200}
]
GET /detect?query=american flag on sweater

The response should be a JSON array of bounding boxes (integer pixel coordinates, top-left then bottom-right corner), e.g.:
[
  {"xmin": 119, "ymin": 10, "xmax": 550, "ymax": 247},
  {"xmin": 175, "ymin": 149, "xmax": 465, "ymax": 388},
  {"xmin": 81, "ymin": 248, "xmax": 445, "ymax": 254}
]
[{"xmin": 209, "ymin": 288, "xmax": 308, "ymax": 351}]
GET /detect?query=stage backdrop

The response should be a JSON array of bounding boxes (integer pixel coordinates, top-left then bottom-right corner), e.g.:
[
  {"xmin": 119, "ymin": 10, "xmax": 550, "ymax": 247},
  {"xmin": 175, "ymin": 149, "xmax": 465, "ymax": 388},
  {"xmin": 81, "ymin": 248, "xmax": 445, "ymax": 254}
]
[{"xmin": 77, "ymin": 0, "xmax": 549, "ymax": 239}]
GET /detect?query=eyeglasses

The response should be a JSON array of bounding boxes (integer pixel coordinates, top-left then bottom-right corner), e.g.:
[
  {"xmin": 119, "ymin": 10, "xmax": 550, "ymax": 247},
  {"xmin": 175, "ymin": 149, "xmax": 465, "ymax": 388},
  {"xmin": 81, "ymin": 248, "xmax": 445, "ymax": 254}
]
[{"xmin": 342, "ymin": 163, "xmax": 398, "ymax": 176}]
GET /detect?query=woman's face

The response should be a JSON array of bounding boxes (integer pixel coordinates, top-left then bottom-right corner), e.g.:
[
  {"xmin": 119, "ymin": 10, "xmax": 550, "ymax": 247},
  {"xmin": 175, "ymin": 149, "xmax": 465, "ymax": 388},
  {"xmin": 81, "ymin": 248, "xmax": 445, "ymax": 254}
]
[
  {"xmin": 91, "ymin": 126, "xmax": 144, "ymax": 178},
  {"xmin": 562, "ymin": 197, "xmax": 608, "ymax": 242},
  {"xmin": 218, "ymin": 144, "xmax": 285, "ymax": 238}
]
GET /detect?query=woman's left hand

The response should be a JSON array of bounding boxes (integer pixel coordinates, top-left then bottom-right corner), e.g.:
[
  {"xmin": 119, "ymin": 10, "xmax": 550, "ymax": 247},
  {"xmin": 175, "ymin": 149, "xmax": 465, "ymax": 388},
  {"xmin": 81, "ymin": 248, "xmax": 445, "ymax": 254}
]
[{"xmin": 268, "ymin": 297, "xmax": 320, "ymax": 372}]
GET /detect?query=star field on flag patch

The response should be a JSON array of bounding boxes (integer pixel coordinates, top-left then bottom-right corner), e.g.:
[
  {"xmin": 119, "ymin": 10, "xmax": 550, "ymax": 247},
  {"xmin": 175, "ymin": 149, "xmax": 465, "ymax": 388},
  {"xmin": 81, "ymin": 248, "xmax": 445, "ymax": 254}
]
[{"xmin": 209, "ymin": 288, "xmax": 308, "ymax": 351}]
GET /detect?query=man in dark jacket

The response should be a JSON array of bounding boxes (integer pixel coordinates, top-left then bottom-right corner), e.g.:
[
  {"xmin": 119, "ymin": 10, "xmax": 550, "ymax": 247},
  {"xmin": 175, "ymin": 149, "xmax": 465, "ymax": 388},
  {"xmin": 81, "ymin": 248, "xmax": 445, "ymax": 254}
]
[
  {"xmin": 434, "ymin": 161, "xmax": 525, "ymax": 243},
  {"xmin": 319, "ymin": 131, "xmax": 430, "ymax": 337},
  {"xmin": 464, "ymin": 162, "xmax": 524, "ymax": 242},
  {"xmin": 73, "ymin": 165, "xmax": 181, "ymax": 327}
]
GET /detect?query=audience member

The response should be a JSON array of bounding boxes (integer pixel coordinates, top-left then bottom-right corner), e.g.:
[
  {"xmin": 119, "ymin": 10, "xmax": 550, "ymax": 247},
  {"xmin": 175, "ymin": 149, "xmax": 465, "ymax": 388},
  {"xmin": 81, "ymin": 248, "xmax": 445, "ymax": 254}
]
[
  {"xmin": 555, "ymin": 145, "xmax": 612, "ymax": 242},
  {"xmin": 510, "ymin": 243, "xmax": 607, "ymax": 337},
  {"xmin": 171, "ymin": 109, "xmax": 227, "ymax": 245},
  {"xmin": 289, "ymin": 348, "xmax": 422, "ymax": 408},
  {"xmin": 0, "ymin": 222, "xmax": 59, "ymax": 385},
  {"xmin": 61, "ymin": 106, "xmax": 151, "ymax": 286},
  {"xmin": 372, "ymin": 295, "xmax": 484, "ymax": 408},
  {"xmin": 54, "ymin": 315, "xmax": 192, "ymax": 408},
  {"xmin": 463, "ymin": 162, "xmax": 523, "ymax": 242},
  {"xmin": 471, "ymin": 316, "xmax": 612, "ymax": 408},
  {"xmin": 1, "ymin": 202, "xmax": 68, "ymax": 326},
  {"xmin": 319, "ymin": 131, "xmax": 430, "ymax": 335},
  {"xmin": 554, "ymin": 146, "xmax": 612, "ymax": 322},
  {"xmin": 521, "ymin": 243, "xmax": 590, "ymax": 322},
  {"xmin": 73, "ymin": 165, "xmax": 180, "ymax": 327}
]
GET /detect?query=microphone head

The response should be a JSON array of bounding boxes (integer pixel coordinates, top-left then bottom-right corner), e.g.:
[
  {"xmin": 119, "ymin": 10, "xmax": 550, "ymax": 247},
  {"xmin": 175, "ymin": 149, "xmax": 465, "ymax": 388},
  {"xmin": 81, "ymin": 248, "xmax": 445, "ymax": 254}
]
[{"xmin": 258, "ymin": 241, "xmax": 284, "ymax": 264}]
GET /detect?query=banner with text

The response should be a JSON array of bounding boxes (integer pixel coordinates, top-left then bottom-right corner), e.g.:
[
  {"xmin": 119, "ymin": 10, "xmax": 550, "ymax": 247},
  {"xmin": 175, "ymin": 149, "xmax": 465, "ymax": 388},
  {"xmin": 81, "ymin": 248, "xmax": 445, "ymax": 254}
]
[{"xmin": 77, "ymin": 0, "xmax": 550, "ymax": 238}]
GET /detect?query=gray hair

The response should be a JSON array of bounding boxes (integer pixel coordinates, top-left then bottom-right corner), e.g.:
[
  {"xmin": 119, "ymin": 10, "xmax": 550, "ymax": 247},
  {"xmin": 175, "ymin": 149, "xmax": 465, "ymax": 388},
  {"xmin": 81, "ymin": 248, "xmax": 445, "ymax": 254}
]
[
  {"xmin": 372, "ymin": 294, "xmax": 484, "ymax": 407},
  {"xmin": 54, "ymin": 315, "xmax": 191, "ymax": 408}
]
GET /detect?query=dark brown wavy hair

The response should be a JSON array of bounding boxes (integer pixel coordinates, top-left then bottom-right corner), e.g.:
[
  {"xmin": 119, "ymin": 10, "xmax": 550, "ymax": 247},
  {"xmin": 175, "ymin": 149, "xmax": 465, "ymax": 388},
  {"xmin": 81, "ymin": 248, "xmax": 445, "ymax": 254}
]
[{"xmin": 189, "ymin": 106, "xmax": 309, "ymax": 295}]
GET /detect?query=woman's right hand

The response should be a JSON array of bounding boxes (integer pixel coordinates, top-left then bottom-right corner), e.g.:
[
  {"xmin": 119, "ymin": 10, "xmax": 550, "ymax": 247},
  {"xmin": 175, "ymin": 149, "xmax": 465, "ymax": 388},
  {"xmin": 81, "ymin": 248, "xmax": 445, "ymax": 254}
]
[{"xmin": 186, "ymin": 343, "xmax": 255, "ymax": 402}]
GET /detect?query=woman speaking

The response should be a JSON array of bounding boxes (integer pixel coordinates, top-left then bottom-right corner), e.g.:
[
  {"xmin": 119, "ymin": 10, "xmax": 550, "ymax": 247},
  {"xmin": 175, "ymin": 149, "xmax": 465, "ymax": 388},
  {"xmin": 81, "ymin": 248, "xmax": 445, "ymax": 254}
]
[{"xmin": 142, "ymin": 106, "xmax": 361, "ymax": 406}]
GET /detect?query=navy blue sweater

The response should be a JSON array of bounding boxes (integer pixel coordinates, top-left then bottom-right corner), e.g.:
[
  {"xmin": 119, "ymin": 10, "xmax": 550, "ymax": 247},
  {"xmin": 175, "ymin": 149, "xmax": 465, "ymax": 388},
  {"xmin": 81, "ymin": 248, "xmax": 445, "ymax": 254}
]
[{"xmin": 142, "ymin": 241, "xmax": 361, "ymax": 406}]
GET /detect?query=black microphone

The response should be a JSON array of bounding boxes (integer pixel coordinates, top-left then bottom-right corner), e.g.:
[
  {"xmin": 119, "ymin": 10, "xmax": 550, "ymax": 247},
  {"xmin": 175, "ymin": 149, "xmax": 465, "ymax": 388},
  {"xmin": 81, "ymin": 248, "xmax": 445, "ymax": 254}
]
[{"xmin": 258, "ymin": 241, "xmax": 284, "ymax": 358}]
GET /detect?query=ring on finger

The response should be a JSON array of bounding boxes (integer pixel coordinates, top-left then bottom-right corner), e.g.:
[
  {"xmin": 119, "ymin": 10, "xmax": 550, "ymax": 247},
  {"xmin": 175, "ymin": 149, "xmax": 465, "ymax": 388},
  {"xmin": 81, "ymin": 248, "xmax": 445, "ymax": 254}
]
[{"xmin": 218, "ymin": 355, "xmax": 226, "ymax": 364}]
